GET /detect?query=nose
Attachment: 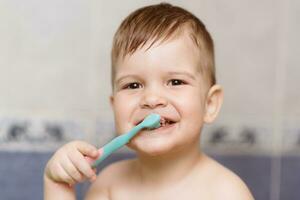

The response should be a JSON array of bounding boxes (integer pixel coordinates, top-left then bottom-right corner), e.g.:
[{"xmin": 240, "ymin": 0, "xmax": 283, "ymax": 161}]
[{"xmin": 139, "ymin": 89, "xmax": 168, "ymax": 109}]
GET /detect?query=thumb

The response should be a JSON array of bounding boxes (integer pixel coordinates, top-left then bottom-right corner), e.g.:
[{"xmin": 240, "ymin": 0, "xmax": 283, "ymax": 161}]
[{"xmin": 84, "ymin": 148, "xmax": 103, "ymax": 165}]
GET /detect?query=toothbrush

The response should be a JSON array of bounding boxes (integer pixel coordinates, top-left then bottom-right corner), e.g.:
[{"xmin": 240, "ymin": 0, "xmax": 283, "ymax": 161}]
[{"xmin": 91, "ymin": 113, "xmax": 160, "ymax": 168}]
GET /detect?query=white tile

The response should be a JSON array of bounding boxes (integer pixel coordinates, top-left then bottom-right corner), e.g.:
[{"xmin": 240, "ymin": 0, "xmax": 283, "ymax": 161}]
[
  {"xmin": 213, "ymin": 0, "xmax": 279, "ymax": 117},
  {"xmin": 284, "ymin": 0, "xmax": 300, "ymax": 116}
]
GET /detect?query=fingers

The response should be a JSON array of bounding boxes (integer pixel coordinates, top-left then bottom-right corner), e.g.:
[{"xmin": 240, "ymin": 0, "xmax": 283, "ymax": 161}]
[
  {"xmin": 44, "ymin": 140, "xmax": 100, "ymax": 186},
  {"xmin": 55, "ymin": 162, "xmax": 77, "ymax": 185},
  {"xmin": 74, "ymin": 141, "xmax": 99, "ymax": 158},
  {"xmin": 84, "ymin": 156, "xmax": 95, "ymax": 165},
  {"xmin": 62, "ymin": 154, "xmax": 84, "ymax": 183},
  {"xmin": 84, "ymin": 148, "xmax": 103, "ymax": 165},
  {"xmin": 69, "ymin": 149, "xmax": 97, "ymax": 181}
]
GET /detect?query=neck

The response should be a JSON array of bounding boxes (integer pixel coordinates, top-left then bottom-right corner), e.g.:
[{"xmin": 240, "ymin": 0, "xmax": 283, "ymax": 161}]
[{"xmin": 135, "ymin": 141, "xmax": 203, "ymax": 187}]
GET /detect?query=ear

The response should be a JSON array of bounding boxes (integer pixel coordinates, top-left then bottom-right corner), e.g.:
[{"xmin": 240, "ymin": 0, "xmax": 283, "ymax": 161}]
[{"xmin": 203, "ymin": 85, "xmax": 224, "ymax": 124}]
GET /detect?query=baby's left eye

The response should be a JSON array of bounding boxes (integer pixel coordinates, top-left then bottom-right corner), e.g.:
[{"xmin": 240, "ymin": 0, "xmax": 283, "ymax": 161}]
[{"xmin": 168, "ymin": 79, "xmax": 186, "ymax": 86}]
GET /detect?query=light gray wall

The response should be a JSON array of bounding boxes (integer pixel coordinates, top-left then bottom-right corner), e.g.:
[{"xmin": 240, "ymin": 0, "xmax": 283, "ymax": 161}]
[{"xmin": 0, "ymin": 0, "xmax": 299, "ymax": 155}]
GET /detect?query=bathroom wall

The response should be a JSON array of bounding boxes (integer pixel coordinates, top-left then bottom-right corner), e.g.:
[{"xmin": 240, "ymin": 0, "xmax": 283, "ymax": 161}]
[{"xmin": 0, "ymin": 0, "xmax": 299, "ymax": 199}]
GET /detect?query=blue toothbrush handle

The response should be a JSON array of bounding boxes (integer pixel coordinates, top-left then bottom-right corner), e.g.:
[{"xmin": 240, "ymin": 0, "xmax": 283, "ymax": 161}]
[{"xmin": 91, "ymin": 125, "xmax": 142, "ymax": 168}]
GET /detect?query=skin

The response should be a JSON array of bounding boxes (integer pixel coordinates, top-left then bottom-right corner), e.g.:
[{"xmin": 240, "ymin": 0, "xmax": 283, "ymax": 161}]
[{"xmin": 44, "ymin": 31, "xmax": 254, "ymax": 200}]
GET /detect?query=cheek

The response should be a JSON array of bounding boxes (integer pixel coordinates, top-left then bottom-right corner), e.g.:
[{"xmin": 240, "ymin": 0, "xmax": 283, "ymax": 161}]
[
  {"xmin": 176, "ymin": 92, "xmax": 205, "ymax": 118},
  {"xmin": 112, "ymin": 94, "xmax": 139, "ymax": 133},
  {"xmin": 113, "ymin": 100, "xmax": 129, "ymax": 133}
]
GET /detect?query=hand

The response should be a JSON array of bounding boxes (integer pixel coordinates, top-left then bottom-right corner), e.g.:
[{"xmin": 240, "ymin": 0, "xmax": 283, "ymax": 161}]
[{"xmin": 44, "ymin": 140, "xmax": 101, "ymax": 186}]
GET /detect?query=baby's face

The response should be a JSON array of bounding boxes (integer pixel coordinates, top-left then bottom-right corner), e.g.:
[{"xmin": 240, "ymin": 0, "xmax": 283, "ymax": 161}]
[{"xmin": 111, "ymin": 34, "xmax": 209, "ymax": 156}]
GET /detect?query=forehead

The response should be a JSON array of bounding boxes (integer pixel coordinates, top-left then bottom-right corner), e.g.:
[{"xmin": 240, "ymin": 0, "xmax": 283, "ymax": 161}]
[{"xmin": 115, "ymin": 33, "xmax": 201, "ymax": 75}]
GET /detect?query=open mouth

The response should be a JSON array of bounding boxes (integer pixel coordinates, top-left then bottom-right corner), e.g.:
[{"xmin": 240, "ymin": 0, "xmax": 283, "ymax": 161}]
[
  {"xmin": 135, "ymin": 117, "xmax": 176, "ymax": 129},
  {"xmin": 159, "ymin": 118, "xmax": 175, "ymax": 127}
]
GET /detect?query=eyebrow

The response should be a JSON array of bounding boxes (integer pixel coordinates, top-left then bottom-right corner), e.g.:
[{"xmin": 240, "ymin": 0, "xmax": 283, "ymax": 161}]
[
  {"xmin": 115, "ymin": 74, "xmax": 140, "ymax": 86},
  {"xmin": 167, "ymin": 71, "xmax": 196, "ymax": 80},
  {"xmin": 115, "ymin": 71, "xmax": 196, "ymax": 85}
]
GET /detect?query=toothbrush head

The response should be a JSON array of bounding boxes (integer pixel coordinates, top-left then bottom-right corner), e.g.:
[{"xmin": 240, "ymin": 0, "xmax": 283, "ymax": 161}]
[{"xmin": 140, "ymin": 113, "xmax": 161, "ymax": 129}]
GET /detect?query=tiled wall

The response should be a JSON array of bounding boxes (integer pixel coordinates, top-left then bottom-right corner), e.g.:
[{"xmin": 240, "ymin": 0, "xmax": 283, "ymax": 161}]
[{"xmin": 0, "ymin": 1, "xmax": 299, "ymax": 200}]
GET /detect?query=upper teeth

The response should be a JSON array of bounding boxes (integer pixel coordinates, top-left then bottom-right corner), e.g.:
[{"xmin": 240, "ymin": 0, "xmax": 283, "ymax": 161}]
[{"xmin": 160, "ymin": 118, "xmax": 172, "ymax": 127}]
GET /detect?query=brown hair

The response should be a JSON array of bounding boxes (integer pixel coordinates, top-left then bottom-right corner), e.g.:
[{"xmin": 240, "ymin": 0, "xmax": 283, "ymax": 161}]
[{"xmin": 111, "ymin": 3, "xmax": 216, "ymax": 87}]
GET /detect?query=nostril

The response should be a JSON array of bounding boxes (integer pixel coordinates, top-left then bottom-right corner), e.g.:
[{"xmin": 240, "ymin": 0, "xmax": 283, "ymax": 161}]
[{"xmin": 140, "ymin": 93, "xmax": 168, "ymax": 109}]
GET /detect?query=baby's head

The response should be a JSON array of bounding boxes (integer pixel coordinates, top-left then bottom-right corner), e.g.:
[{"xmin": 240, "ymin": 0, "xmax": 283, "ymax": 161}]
[
  {"xmin": 109, "ymin": 3, "xmax": 223, "ymax": 156},
  {"xmin": 111, "ymin": 3, "xmax": 216, "ymax": 90}
]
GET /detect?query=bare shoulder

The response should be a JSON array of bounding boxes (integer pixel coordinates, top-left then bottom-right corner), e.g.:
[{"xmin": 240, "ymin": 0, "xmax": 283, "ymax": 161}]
[
  {"xmin": 85, "ymin": 159, "xmax": 136, "ymax": 200},
  {"xmin": 202, "ymin": 155, "xmax": 254, "ymax": 200}
]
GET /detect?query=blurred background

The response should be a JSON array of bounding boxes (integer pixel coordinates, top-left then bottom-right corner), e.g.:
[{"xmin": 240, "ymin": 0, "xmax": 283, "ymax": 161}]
[{"xmin": 0, "ymin": 0, "xmax": 299, "ymax": 199}]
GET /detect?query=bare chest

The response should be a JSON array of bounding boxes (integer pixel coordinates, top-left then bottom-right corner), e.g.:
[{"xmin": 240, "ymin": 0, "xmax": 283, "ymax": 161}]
[{"xmin": 109, "ymin": 181, "xmax": 215, "ymax": 200}]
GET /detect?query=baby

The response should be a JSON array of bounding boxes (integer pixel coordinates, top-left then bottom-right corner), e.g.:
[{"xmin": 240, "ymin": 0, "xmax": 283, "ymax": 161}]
[{"xmin": 44, "ymin": 3, "xmax": 254, "ymax": 200}]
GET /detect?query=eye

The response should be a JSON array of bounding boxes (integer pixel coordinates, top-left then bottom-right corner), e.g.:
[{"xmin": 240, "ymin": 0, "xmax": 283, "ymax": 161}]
[
  {"xmin": 168, "ymin": 79, "xmax": 186, "ymax": 86},
  {"xmin": 123, "ymin": 82, "xmax": 142, "ymax": 89}
]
